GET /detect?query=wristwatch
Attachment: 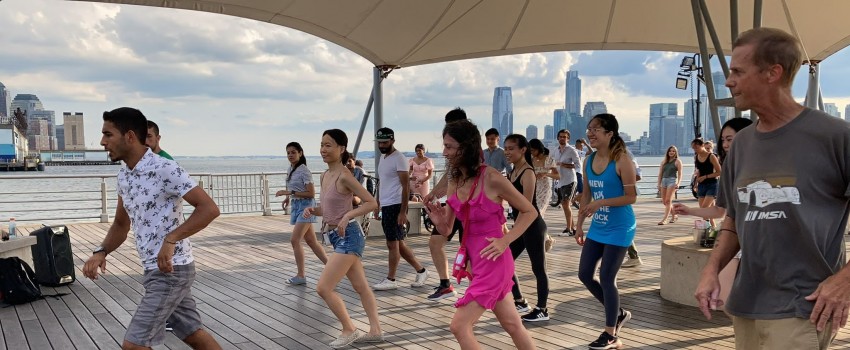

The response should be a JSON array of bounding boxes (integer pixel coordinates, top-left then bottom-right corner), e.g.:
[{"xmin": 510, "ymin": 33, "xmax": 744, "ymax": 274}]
[
  {"xmin": 93, "ymin": 246, "xmax": 107, "ymax": 256},
  {"xmin": 290, "ymin": 190, "xmax": 296, "ymax": 196}
]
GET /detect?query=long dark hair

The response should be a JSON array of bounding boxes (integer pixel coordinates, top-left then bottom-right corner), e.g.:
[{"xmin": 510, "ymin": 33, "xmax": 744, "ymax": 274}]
[
  {"xmin": 286, "ymin": 142, "xmax": 307, "ymax": 182},
  {"xmin": 443, "ymin": 119, "xmax": 482, "ymax": 184},
  {"xmin": 322, "ymin": 129, "xmax": 352, "ymax": 165},
  {"xmin": 528, "ymin": 138, "xmax": 545, "ymax": 156},
  {"xmin": 504, "ymin": 134, "xmax": 533, "ymax": 167},
  {"xmin": 589, "ymin": 113, "xmax": 627, "ymax": 161},
  {"xmin": 717, "ymin": 117, "xmax": 753, "ymax": 163}
]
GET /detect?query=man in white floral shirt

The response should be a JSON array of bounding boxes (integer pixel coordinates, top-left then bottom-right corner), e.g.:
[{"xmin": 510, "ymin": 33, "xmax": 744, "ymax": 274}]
[{"xmin": 83, "ymin": 107, "xmax": 222, "ymax": 350}]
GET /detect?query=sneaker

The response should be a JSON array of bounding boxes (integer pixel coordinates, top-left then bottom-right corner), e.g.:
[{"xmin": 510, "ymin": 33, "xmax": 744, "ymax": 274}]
[
  {"xmin": 544, "ymin": 236, "xmax": 555, "ymax": 253},
  {"xmin": 569, "ymin": 229, "xmax": 576, "ymax": 237},
  {"xmin": 286, "ymin": 276, "xmax": 307, "ymax": 285},
  {"xmin": 615, "ymin": 309, "xmax": 632, "ymax": 335},
  {"xmin": 372, "ymin": 278, "xmax": 398, "ymax": 291},
  {"xmin": 621, "ymin": 257, "xmax": 643, "ymax": 268},
  {"xmin": 588, "ymin": 331, "xmax": 621, "ymax": 350},
  {"xmin": 514, "ymin": 299, "xmax": 530, "ymax": 313},
  {"xmin": 427, "ymin": 285, "xmax": 457, "ymax": 300},
  {"xmin": 521, "ymin": 307, "xmax": 549, "ymax": 322},
  {"xmin": 329, "ymin": 330, "xmax": 361, "ymax": 349},
  {"xmin": 355, "ymin": 332, "xmax": 384, "ymax": 343},
  {"xmin": 411, "ymin": 269, "xmax": 430, "ymax": 287},
  {"xmin": 165, "ymin": 321, "xmax": 173, "ymax": 332},
  {"xmin": 571, "ymin": 201, "xmax": 580, "ymax": 209}
]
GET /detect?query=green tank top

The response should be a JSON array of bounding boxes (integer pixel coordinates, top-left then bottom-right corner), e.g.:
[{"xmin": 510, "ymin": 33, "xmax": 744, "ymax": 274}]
[{"xmin": 661, "ymin": 160, "xmax": 678, "ymax": 178}]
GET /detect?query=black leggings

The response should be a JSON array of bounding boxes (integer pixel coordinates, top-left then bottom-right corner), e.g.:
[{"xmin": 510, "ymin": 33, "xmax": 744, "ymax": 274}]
[
  {"xmin": 578, "ymin": 238, "xmax": 628, "ymax": 327},
  {"xmin": 510, "ymin": 216, "xmax": 549, "ymax": 308}
]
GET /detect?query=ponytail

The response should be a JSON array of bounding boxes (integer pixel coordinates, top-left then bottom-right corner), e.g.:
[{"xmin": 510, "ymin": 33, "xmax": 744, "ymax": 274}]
[
  {"xmin": 609, "ymin": 134, "xmax": 627, "ymax": 162},
  {"xmin": 341, "ymin": 150, "xmax": 351, "ymax": 165}
]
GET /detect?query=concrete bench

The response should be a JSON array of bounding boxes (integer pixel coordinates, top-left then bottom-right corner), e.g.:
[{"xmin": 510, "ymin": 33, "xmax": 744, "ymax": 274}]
[
  {"xmin": 660, "ymin": 236, "xmax": 712, "ymax": 307},
  {"xmin": 0, "ymin": 236, "xmax": 38, "ymax": 268}
]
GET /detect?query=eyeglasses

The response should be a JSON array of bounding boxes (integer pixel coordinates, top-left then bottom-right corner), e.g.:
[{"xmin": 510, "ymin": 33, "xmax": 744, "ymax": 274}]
[{"xmin": 586, "ymin": 127, "xmax": 607, "ymax": 134}]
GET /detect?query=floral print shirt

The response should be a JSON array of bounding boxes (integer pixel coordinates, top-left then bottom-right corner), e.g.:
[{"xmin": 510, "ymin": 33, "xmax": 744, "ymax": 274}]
[{"xmin": 117, "ymin": 149, "xmax": 196, "ymax": 270}]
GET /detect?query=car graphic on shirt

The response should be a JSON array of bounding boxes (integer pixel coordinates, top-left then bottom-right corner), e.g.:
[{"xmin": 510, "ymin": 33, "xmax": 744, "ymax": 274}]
[{"xmin": 736, "ymin": 180, "xmax": 800, "ymax": 208}]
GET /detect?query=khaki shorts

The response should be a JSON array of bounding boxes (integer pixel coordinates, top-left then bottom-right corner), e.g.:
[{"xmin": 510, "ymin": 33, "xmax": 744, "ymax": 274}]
[
  {"xmin": 732, "ymin": 316, "xmax": 836, "ymax": 350},
  {"xmin": 125, "ymin": 263, "xmax": 203, "ymax": 346}
]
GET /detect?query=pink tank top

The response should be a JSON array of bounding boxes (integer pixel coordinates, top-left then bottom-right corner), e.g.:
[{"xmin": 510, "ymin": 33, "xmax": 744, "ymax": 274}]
[
  {"xmin": 321, "ymin": 172, "xmax": 353, "ymax": 226},
  {"xmin": 446, "ymin": 167, "xmax": 506, "ymax": 235}
]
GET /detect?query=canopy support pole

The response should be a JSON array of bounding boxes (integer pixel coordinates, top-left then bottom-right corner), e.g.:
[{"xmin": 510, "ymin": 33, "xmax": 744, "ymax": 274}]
[
  {"xmin": 351, "ymin": 92, "xmax": 375, "ymax": 158},
  {"xmin": 749, "ymin": 0, "xmax": 763, "ymax": 121},
  {"xmin": 804, "ymin": 62, "xmax": 823, "ymax": 110},
  {"xmin": 373, "ymin": 66, "xmax": 383, "ymax": 169},
  {"xmin": 730, "ymin": 0, "xmax": 743, "ymax": 119},
  {"xmin": 691, "ymin": 0, "xmax": 722, "ymax": 140}
]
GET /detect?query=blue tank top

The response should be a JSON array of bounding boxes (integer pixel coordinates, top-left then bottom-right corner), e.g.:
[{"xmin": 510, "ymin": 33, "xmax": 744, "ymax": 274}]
[{"xmin": 584, "ymin": 152, "xmax": 636, "ymax": 247}]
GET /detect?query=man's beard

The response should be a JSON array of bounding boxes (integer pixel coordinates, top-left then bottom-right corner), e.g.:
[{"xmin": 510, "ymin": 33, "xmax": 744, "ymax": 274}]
[{"xmin": 379, "ymin": 147, "xmax": 391, "ymax": 154}]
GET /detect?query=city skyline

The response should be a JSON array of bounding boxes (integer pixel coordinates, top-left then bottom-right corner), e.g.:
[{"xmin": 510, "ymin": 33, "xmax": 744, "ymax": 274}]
[{"xmin": 4, "ymin": 0, "xmax": 850, "ymax": 156}]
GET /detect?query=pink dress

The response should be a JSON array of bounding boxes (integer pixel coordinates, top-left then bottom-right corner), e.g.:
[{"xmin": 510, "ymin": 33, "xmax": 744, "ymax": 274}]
[
  {"xmin": 409, "ymin": 157, "xmax": 434, "ymax": 197},
  {"xmin": 447, "ymin": 172, "xmax": 514, "ymax": 310}
]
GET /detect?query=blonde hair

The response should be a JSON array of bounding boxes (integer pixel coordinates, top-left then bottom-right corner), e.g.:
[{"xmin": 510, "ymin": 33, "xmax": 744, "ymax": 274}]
[{"xmin": 663, "ymin": 146, "xmax": 679, "ymax": 165}]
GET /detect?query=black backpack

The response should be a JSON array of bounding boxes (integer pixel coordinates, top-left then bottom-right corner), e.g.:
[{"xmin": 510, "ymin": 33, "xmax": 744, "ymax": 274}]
[{"xmin": 0, "ymin": 257, "xmax": 42, "ymax": 305}]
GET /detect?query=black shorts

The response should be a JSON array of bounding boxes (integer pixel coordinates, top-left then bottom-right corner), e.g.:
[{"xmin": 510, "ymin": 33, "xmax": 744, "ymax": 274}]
[
  {"xmin": 381, "ymin": 204, "xmax": 407, "ymax": 241},
  {"xmin": 430, "ymin": 217, "xmax": 463, "ymax": 242},
  {"xmin": 558, "ymin": 182, "xmax": 577, "ymax": 203}
]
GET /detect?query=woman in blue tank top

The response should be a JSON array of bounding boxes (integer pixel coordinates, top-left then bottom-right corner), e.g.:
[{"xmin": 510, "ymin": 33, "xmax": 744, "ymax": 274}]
[{"xmin": 575, "ymin": 113, "xmax": 637, "ymax": 350}]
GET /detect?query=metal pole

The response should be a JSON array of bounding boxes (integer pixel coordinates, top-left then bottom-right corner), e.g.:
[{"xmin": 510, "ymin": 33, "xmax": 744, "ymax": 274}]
[
  {"xmin": 352, "ymin": 92, "xmax": 375, "ymax": 158},
  {"xmin": 100, "ymin": 177, "xmax": 109, "ymax": 223},
  {"xmin": 695, "ymin": 68, "xmax": 702, "ymax": 138},
  {"xmin": 692, "ymin": 0, "xmax": 723, "ymax": 140},
  {"xmin": 697, "ymin": 0, "xmax": 730, "ymax": 77},
  {"xmin": 753, "ymin": 0, "xmax": 763, "ymax": 28},
  {"xmin": 262, "ymin": 174, "xmax": 271, "ymax": 216},
  {"xmin": 804, "ymin": 63, "xmax": 820, "ymax": 109},
  {"xmin": 373, "ymin": 67, "xmax": 383, "ymax": 171},
  {"xmin": 730, "ymin": 0, "xmax": 739, "ymax": 42}
]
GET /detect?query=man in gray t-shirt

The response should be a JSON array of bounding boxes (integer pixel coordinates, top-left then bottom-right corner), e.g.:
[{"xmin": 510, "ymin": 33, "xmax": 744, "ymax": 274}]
[{"xmin": 697, "ymin": 27, "xmax": 850, "ymax": 350}]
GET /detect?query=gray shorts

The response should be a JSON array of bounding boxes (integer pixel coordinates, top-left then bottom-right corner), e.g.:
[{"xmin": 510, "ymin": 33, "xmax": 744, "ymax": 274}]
[
  {"xmin": 125, "ymin": 263, "xmax": 203, "ymax": 346},
  {"xmin": 661, "ymin": 177, "xmax": 677, "ymax": 188}
]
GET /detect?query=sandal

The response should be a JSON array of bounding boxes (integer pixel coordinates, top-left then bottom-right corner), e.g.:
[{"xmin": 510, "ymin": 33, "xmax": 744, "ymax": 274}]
[
  {"xmin": 658, "ymin": 219, "xmax": 668, "ymax": 225},
  {"xmin": 670, "ymin": 215, "xmax": 678, "ymax": 223}
]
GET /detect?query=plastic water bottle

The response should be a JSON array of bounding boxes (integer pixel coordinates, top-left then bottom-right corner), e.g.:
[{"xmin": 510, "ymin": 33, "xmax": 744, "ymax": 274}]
[{"xmin": 8, "ymin": 218, "xmax": 16, "ymax": 239}]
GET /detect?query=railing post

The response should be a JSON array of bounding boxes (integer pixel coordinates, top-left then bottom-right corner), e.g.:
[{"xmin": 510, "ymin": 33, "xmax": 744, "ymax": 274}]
[
  {"xmin": 100, "ymin": 178, "xmax": 109, "ymax": 223},
  {"xmin": 262, "ymin": 174, "xmax": 272, "ymax": 216}
]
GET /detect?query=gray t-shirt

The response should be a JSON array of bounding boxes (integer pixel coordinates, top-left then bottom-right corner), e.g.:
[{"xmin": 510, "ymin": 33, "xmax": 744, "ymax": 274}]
[
  {"xmin": 483, "ymin": 147, "xmax": 510, "ymax": 173},
  {"xmin": 716, "ymin": 108, "xmax": 850, "ymax": 319}
]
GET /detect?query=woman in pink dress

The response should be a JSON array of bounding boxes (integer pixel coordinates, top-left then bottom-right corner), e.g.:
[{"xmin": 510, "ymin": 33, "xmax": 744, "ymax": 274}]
[
  {"xmin": 424, "ymin": 119, "xmax": 537, "ymax": 350},
  {"xmin": 408, "ymin": 144, "xmax": 434, "ymax": 200}
]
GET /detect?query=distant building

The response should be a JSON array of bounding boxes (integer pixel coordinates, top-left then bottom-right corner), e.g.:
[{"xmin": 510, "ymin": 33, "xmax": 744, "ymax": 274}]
[
  {"xmin": 526, "ymin": 125, "xmax": 538, "ymax": 140},
  {"xmin": 845, "ymin": 105, "xmax": 850, "ymax": 120},
  {"xmin": 0, "ymin": 123, "xmax": 28, "ymax": 161},
  {"xmin": 649, "ymin": 103, "xmax": 679, "ymax": 154},
  {"xmin": 824, "ymin": 103, "xmax": 841, "ymax": 118},
  {"xmin": 12, "ymin": 94, "xmax": 58, "ymax": 150},
  {"xmin": 582, "ymin": 102, "xmax": 608, "ymax": 120},
  {"xmin": 492, "ymin": 87, "xmax": 513, "ymax": 144},
  {"xmin": 565, "ymin": 71, "xmax": 581, "ymax": 119},
  {"xmin": 620, "ymin": 132, "xmax": 632, "ymax": 142},
  {"xmin": 543, "ymin": 125, "xmax": 555, "ymax": 141},
  {"xmin": 10, "ymin": 94, "xmax": 43, "ymax": 118},
  {"xmin": 28, "ymin": 119, "xmax": 51, "ymax": 151},
  {"xmin": 56, "ymin": 125, "xmax": 65, "ymax": 151},
  {"xmin": 30, "ymin": 110, "xmax": 57, "ymax": 150},
  {"xmin": 63, "ymin": 112, "xmax": 85, "ymax": 150},
  {"xmin": 0, "ymin": 82, "xmax": 10, "ymax": 118},
  {"xmin": 706, "ymin": 71, "xmax": 734, "ymax": 138},
  {"xmin": 553, "ymin": 109, "xmax": 567, "ymax": 132},
  {"xmin": 683, "ymin": 96, "xmax": 708, "ymax": 150}
]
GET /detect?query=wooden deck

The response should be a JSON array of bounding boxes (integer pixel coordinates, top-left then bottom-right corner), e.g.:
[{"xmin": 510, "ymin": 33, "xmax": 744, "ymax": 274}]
[{"xmin": 3, "ymin": 198, "xmax": 849, "ymax": 349}]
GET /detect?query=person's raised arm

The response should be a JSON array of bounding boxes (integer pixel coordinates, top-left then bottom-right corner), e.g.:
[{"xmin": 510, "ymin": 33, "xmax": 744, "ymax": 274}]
[
  {"xmin": 700, "ymin": 154, "xmax": 722, "ymax": 182},
  {"xmin": 426, "ymin": 171, "xmax": 449, "ymax": 201}
]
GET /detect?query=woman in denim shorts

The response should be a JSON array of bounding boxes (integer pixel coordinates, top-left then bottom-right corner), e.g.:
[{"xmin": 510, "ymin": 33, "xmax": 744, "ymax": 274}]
[
  {"xmin": 656, "ymin": 146, "xmax": 682, "ymax": 225},
  {"xmin": 276, "ymin": 142, "xmax": 327, "ymax": 286},
  {"xmin": 303, "ymin": 129, "xmax": 383, "ymax": 348}
]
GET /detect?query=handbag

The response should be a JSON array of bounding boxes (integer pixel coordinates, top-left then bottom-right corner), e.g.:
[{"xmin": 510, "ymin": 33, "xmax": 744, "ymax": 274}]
[{"xmin": 451, "ymin": 165, "xmax": 485, "ymax": 283}]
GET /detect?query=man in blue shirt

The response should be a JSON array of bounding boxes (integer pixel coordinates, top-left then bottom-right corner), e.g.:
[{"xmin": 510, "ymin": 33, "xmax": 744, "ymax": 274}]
[{"xmin": 483, "ymin": 128, "xmax": 511, "ymax": 174}]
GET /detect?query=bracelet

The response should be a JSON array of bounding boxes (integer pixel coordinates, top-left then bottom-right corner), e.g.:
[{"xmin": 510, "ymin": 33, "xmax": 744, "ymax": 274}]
[
  {"xmin": 719, "ymin": 229, "xmax": 737, "ymax": 235},
  {"xmin": 164, "ymin": 240, "xmax": 178, "ymax": 244}
]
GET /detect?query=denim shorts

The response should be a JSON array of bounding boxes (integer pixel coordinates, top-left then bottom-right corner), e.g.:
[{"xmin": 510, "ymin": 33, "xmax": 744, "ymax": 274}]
[
  {"xmin": 661, "ymin": 177, "xmax": 677, "ymax": 188},
  {"xmin": 698, "ymin": 182, "xmax": 718, "ymax": 197},
  {"xmin": 327, "ymin": 220, "xmax": 366, "ymax": 258},
  {"xmin": 125, "ymin": 263, "xmax": 202, "ymax": 346},
  {"xmin": 576, "ymin": 173, "xmax": 584, "ymax": 193},
  {"xmin": 290, "ymin": 198, "xmax": 317, "ymax": 225}
]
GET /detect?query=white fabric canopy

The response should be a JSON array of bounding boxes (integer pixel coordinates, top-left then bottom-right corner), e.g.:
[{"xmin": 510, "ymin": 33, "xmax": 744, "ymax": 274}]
[{"xmin": 71, "ymin": 0, "xmax": 849, "ymax": 67}]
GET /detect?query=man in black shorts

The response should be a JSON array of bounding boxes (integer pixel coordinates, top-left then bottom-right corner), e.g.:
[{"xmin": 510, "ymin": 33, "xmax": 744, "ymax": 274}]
[{"xmin": 553, "ymin": 129, "xmax": 581, "ymax": 236}]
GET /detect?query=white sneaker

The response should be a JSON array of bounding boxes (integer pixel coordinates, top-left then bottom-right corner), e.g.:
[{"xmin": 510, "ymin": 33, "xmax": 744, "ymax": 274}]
[
  {"xmin": 621, "ymin": 257, "xmax": 643, "ymax": 268},
  {"xmin": 372, "ymin": 278, "xmax": 398, "ymax": 291},
  {"xmin": 411, "ymin": 269, "xmax": 429, "ymax": 287}
]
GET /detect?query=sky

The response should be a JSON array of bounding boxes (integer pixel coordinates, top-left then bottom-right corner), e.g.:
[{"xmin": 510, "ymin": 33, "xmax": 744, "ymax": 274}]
[{"xmin": 3, "ymin": 0, "xmax": 850, "ymax": 157}]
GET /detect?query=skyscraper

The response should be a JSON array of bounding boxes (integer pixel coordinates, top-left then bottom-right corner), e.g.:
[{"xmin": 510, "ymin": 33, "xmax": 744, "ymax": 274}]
[
  {"xmin": 526, "ymin": 125, "xmax": 538, "ymax": 140},
  {"xmin": 0, "ymin": 82, "xmax": 10, "ymax": 118},
  {"xmin": 565, "ymin": 71, "xmax": 581, "ymax": 118},
  {"xmin": 845, "ymin": 104, "xmax": 850, "ymax": 120},
  {"xmin": 684, "ymin": 96, "xmax": 708, "ymax": 152},
  {"xmin": 582, "ymin": 102, "xmax": 607, "ymax": 120},
  {"xmin": 63, "ymin": 112, "xmax": 86, "ymax": 150},
  {"xmin": 824, "ymin": 103, "xmax": 841, "ymax": 118},
  {"xmin": 492, "ymin": 87, "xmax": 513, "ymax": 143},
  {"xmin": 705, "ymin": 71, "xmax": 734, "ymax": 138},
  {"xmin": 544, "ymin": 125, "xmax": 555, "ymax": 141},
  {"xmin": 649, "ymin": 103, "xmax": 679, "ymax": 154},
  {"xmin": 553, "ymin": 109, "xmax": 567, "ymax": 132}
]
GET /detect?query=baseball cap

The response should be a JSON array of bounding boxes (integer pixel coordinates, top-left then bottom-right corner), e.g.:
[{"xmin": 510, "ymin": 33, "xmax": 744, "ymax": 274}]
[{"xmin": 375, "ymin": 127, "xmax": 395, "ymax": 141}]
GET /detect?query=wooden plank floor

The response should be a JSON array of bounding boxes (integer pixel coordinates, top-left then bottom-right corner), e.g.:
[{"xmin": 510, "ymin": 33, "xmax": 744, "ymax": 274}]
[{"xmin": 4, "ymin": 198, "xmax": 850, "ymax": 349}]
